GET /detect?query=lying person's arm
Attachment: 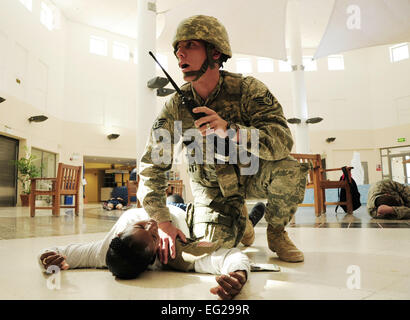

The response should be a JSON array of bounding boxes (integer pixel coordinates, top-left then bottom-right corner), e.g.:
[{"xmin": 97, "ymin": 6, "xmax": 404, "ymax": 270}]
[
  {"xmin": 37, "ymin": 240, "xmax": 107, "ymax": 272},
  {"xmin": 194, "ymin": 247, "xmax": 250, "ymax": 300}
]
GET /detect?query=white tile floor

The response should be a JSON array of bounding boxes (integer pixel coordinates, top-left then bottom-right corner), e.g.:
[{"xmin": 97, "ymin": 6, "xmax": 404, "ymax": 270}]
[{"xmin": 0, "ymin": 204, "xmax": 409, "ymax": 300}]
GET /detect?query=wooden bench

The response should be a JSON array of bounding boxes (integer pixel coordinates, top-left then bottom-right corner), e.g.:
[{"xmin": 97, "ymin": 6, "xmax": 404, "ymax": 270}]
[
  {"xmin": 290, "ymin": 153, "xmax": 354, "ymax": 215},
  {"xmin": 30, "ymin": 163, "xmax": 82, "ymax": 217}
]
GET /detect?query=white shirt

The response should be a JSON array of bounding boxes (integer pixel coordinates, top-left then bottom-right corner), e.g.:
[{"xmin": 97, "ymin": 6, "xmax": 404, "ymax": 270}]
[{"xmin": 38, "ymin": 205, "xmax": 250, "ymax": 276}]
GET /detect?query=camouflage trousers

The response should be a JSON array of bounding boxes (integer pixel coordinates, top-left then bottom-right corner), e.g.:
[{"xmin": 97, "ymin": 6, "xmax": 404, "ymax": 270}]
[{"xmin": 188, "ymin": 156, "xmax": 309, "ymax": 249}]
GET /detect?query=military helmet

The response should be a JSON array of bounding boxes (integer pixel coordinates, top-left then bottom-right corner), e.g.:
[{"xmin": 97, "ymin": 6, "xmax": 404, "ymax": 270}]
[{"xmin": 172, "ymin": 15, "xmax": 232, "ymax": 58}]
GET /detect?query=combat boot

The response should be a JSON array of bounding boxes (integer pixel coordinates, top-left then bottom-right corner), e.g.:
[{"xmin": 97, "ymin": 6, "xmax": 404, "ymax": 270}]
[{"xmin": 267, "ymin": 224, "xmax": 304, "ymax": 262}]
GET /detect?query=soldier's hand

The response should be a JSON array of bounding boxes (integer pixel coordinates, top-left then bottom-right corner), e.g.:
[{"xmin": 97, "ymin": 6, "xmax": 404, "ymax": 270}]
[
  {"xmin": 193, "ymin": 106, "xmax": 228, "ymax": 138},
  {"xmin": 40, "ymin": 251, "xmax": 69, "ymax": 271},
  {"xmin": 210, "ymin": 270, "xmax": 247, "ymax": 300},
  {"xmin": 158, "ymin": 221, "xmax": 187, "ymax": 264}
]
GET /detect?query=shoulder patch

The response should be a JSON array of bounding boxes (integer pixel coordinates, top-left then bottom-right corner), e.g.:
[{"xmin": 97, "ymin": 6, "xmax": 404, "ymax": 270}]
[
  {"xmin": 253, "ymin": 90, "xmax": 274, "ymax": 106},
  {"xmin": 153, "ymin": 118, "xmax": 166, "ymax": 130}
]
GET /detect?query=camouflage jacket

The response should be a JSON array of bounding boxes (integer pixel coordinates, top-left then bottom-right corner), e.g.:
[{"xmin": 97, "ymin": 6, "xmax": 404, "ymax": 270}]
[
  {"xmin": 367, "ymin": 180, "xmax": 410, "ymax": 218},
  {"xmin": 138, "ymin": 70, "xmax": 293, "ymax": 223}
]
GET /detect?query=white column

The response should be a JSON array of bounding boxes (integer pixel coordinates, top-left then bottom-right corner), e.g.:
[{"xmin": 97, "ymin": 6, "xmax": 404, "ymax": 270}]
[
  {"xmin": 287, "ymin": 0, "xmax": 310, "ymax": 154},
  {"xmin": 135, "ymin": 0, "xmax": 157, "ymax": 169}
]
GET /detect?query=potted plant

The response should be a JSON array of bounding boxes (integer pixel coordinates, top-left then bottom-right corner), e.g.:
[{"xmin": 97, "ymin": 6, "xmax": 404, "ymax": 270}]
[{"xmin": 12, "ymin": 147, "xmax": 41, "ymax": 206}]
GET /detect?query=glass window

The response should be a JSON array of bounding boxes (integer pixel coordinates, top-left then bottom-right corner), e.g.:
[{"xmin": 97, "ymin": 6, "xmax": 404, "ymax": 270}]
[
  {"xmin": 278, "ymin": 58, "xmax": 292, "ymax": 72},
  {"xmin": 19, "ymin": 0, "xmax": 33, "ymax": 11},
  {"xmin": 31, "ymin": 148, "xmax": 56, "ymax": 178},
  {"xmin": 40, "ymin": 2, "xmax": 54, "ymax": 31},
  {"xmin": 257, "ymin": 57, "xmax": 274, "ymax": 73},
  {"xmin": 236, "ymin": 58, "xmax": 252, "ymax": 74},
  {"xmin": 328, "ymin": 55, "xmax": 344, "ymax": 70},
  {"xmin": 381, "ymin": 156, "xmax": 390, "ymax": 176},
  {"xmin": 90, "ymin": 36, "xmax": 107, "ymax": 56},
  {"xmin": 113, "ymin": 41, "xmax": 129, "ymax": 61},
  {"xmin": 303, "ymin": 56, "xmax": 317, "ymax": 71},
  {"xmin": 390, "ymin": 43, "xmax": 409, "ymax": 63}
]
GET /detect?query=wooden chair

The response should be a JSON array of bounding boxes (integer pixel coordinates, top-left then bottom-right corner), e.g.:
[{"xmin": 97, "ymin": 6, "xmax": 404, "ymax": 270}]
[
  {"xmin": 290, "ymin": 153, "xmax": 354, "ymax": 215},
  {"xmin": 30, "ymin": 163, "xmax": 82, "ymax": 217},
  {"xmin": 126, "ymin": 176, "xmax": 141, "ymax": 208},
  {"xmin": 166, "ymin": 180, "xmax": 183, "ymax": 197},
  {"xmin": 290, "ymin": 153, "xmax": 323, "ymax": 216}
]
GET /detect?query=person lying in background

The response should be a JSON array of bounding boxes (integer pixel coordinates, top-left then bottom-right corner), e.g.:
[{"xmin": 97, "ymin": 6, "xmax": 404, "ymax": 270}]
[
  {"xmin": 37, "ymin": 205, "xmax": 250, "ymax": 300},
  {"xmin": 367, "ymin": 179, "xmax": 410, "ymax": 219},
  {"xmin": 103, "ymin": 197, "xmax": 128, "ymax": 210}
]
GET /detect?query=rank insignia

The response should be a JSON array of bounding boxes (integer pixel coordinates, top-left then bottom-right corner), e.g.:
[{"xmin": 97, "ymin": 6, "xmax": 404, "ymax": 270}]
[
  {"xmin": 153, "ymin": 118, "xmax": 166, "ymax": 129},
  {"xmin": 253, "ymin": 90, "xmax": 274, "ymax": 106}
]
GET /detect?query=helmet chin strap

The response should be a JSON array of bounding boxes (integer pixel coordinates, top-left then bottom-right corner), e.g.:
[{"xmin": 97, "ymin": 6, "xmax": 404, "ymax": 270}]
[
  {"xmin": 183, "ymin": 58, "xmax": 209, "ymax": 81},
  {"xmin": 183, "ymin": 44, "xmax": 218, "ymax": 81}
]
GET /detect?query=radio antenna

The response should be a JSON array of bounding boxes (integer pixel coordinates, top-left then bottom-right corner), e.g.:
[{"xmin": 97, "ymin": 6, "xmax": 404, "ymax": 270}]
[{"xmin": 148, "ymin": 51, "xmax": 182, "ymax": 96}]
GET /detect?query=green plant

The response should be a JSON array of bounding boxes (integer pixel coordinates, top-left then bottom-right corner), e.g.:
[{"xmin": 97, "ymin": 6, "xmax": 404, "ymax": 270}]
[{"xmin": 12, "ymin": 147, "xmax": 42, "ymax": 194}]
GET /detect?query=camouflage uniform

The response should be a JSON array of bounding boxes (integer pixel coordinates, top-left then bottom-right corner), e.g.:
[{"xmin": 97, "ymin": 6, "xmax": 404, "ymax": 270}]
[
  {"xmin": 367, "ymin": 180, "xmax": 410, "ymax": 219},
  {"xmin": 138, "ymin": 15, "xmax": 308, "ymax": 263},
  {"xmin": 139, "ymin": 70, "xmax": 308, "ymax": 246}
]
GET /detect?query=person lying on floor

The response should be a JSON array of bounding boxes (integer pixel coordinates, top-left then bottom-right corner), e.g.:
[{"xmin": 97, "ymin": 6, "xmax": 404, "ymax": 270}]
[
  {"xmin": 103, "ymin": 197, "xmax": 128, "ymax": 210},
  {"xmin": 367, "ymin": 179, "xmax": 410, "ymax": 219},
  {"xmin": 37, "ymin": 205, "xmax": 250, "ymax": 300}
]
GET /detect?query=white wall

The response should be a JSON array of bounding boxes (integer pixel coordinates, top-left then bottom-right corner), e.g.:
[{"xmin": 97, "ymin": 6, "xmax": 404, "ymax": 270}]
[{"xmin": 0, "ymin": 0, "xmax": 66, "ymax": 119}]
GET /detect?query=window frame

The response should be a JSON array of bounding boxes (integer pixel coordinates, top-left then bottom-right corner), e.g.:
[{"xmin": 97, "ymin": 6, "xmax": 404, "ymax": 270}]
[
  {"xmin": 235, "ymin": 57, "xmax": 253, "ymax": 74},
  {"xmin": 40, "ymin": 1, "xmax": 54, "ymax": 31},
  {"xmin": 257, "ymin": 57, "xmax": 274, "ymax": 73},
  {"xmin": 112, "ymin": 41, "xmax": 130, "ymax": 62},
  {"xmin": 89, "ymin": 35, "xmax": 108, "ymax": 56},
  {"xmin": 389, "ymin": 43, "xmax": 409, "ymax": 63}
]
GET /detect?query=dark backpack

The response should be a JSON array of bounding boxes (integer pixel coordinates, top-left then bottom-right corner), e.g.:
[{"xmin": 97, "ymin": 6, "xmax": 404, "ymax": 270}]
[{"xmin": 335, "ymin": 166, "xmax": 361, "ymax": 213}]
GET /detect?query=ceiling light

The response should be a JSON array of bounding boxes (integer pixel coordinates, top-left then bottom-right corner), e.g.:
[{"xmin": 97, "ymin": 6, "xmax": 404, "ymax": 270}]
[
  {"xmin": 287, "ymin": 118, "xmax": 301, "ymax": 124},
  {"xmin": 326, "ymin": 137, "xmax": 336, "ymax": 143},
  {"xmin": 107, "ymin": 134, "xmax": 120, "ymax": 140},
  {"xmin": 306, "ymin": 117, "xmax": 323, "ymax": 124},
  {"xmin": 28, "ymin": 115, "xmax": 48, "ymax": 123},
  {"xmin": 157, "ymin": 88, "xmax": 176, "ymax": 97}
]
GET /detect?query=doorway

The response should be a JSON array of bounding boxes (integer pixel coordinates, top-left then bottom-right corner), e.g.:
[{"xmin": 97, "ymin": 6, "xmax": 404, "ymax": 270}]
[
  {"xmin": 0, "ymin": 135, "xmax": 19, "ymax": 206},
  {"xmin": 380, "ymin": 145, "xmax": 410, "ymax": 184}
]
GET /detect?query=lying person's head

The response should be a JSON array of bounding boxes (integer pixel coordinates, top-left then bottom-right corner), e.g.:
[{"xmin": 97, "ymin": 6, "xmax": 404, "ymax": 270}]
[
  {"xmin": 166, "ymin": 194, "xmax": 184, "ymax": 204},
  {"xmin": 375, "ymin": 194, "xmax": 401, "ymax": 208},
  {"xmin": 106, "ymin": 219, "xmax": 159, "ymax": 279}
]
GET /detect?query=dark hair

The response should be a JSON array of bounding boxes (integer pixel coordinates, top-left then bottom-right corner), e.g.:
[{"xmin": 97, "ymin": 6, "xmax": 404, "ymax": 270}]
[
  {"xmin": 375, "ymin": 195, "xmax": 400, "ymax": 208},
  {"xmin": 166, "ymin": 194, "xmax": 184, "ymax": 204},
  {"xmin": 106, "ymin": 234, "xmax": 155, "ymax": 279}
]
